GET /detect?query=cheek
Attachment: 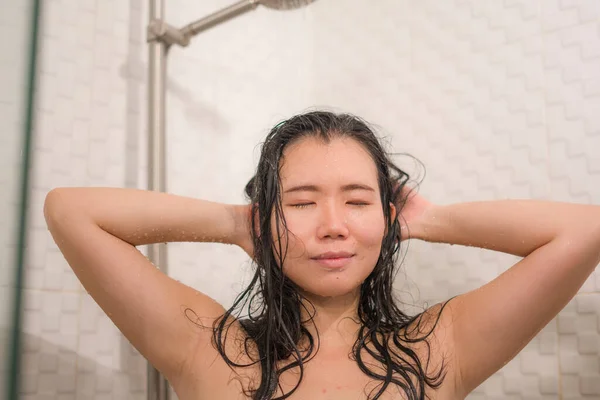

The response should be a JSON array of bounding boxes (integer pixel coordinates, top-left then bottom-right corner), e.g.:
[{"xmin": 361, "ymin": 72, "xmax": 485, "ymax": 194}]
[
  {"xmin": 350, "ymin": 210, "xmax": 387, "ymax": 243},
  {"xmin": 356, "ymin": 227, "xmax": 386, "ymax": 258},
  {"xmin": 270, "ymin": 215, "xmax": 308, "ymax": 258}
]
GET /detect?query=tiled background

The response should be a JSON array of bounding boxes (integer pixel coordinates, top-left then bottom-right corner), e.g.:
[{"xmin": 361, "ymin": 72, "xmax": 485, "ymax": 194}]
[{"xmin": 5, "ymin": 0, "xmax": 600, "ymax": 399}]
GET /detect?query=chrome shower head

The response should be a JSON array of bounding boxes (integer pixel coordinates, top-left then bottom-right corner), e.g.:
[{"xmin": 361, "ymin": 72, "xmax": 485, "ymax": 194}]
[
  {"xmin": 259, "ymin": 0, "xmax": 316, "ymax": 10},
  {"xmin": 176, "ymin": 0, "xmax": 317, "ymax": 43}
]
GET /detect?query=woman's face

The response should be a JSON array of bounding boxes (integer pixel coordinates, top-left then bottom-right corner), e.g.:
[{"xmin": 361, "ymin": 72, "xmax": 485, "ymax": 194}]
[{"xmin": 272, "ymin": 135, "xmax": 394, "ymax": 298}]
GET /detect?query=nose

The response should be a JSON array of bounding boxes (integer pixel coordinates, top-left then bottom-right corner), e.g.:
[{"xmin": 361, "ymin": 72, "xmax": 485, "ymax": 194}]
[{"xmin": 316, "ymin": 202, "xmax": 349, "ymax": 239}]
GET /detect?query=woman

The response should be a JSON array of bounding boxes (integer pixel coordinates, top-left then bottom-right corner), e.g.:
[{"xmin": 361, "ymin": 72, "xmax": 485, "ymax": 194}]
[{"xmin": 44, "ymin": 111, "xmax": 600, "ymax": 400}]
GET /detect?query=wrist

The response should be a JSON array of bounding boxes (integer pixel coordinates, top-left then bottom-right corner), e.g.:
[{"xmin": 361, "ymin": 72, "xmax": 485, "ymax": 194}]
[
  {"xmin": 230, "ymin": 204, "xmax": 253, "ymax": 247},
  {"xmin": 226, "ymin": 204, "xmax": 243, "ymax": 246},
  {"xmin": 410, "ymin": 204, "xmax": 446, "ymax": 242}
]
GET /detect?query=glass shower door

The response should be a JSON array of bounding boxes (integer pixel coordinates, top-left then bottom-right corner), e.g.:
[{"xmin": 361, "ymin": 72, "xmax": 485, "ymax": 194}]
[{"xmin": 0, "ymin": 1, "xmax": 41, "ymax": 399}]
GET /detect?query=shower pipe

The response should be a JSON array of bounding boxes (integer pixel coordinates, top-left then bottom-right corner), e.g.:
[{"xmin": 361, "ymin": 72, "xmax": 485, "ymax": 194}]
[{"xmin": 145, "ymin": 1, "xmax": 315, "ymax": 399}]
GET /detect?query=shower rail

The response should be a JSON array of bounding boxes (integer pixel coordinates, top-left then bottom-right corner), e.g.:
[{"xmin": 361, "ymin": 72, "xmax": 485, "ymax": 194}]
[{"xmin": 145, "ymin": 1, "xmax": 314, "ymax": 399}]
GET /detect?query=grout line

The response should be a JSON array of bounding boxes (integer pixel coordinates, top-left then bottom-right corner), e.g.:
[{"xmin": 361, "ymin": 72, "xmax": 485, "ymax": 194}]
[
  {"xmin": 21, "ymin": 287, "xmax": 81, "ymax": 294},
  {"xmin": 574, "ymin": 291, "xmax": 600, "ymax": 296}
]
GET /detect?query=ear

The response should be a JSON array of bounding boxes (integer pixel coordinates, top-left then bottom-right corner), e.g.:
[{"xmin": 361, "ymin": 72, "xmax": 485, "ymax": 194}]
[{"xmin": 384, "ymin": 202, "xmax": 397, "ymax": 237}]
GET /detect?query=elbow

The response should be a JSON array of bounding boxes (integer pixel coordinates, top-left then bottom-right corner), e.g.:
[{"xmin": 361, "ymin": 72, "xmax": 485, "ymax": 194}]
[{"xmin": 43, "ymin": 188, "xmax": 75, "ymax": 227}]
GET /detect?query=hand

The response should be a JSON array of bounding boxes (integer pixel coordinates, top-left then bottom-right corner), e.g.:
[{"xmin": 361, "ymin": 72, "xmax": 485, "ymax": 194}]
[{"xmin": 396, "ymin": 184, "xmax": 434, "ymax": 240}]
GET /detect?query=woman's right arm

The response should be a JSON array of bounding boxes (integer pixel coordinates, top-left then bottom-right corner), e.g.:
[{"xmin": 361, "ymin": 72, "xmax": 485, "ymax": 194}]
[{"xmin": 43, "ymin": 187, "xmax": 249, "ymax": 387}]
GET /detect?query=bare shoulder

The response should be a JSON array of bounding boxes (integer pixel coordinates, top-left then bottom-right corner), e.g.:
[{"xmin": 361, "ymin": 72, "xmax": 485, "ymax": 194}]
[
  {"xmin": 174, "ymin": 315, "xmax": 261, "ymax": 400},
  {"xmin": 399, "ymin": 298, "xmax": 462, "ymax": 398}
]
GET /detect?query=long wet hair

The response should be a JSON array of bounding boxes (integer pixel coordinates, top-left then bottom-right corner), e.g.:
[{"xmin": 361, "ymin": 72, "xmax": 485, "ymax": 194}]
[{"xmin": 211, "ymin": 111, "xmax": 452, "ymax": 399}]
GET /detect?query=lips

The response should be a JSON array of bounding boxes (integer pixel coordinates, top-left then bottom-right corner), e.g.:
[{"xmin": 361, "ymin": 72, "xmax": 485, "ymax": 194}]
[
  {"xmin": 312, "ymin": 251, "xmax": 354, "ymax": 260},
  {"xmin": 311, "ymin": 252, "xmax": 355, "ymax": 269}
]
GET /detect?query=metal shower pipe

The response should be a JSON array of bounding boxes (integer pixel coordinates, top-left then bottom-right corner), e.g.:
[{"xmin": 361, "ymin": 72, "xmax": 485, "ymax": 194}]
[
  {"xmin": 145, "ymin": 1, "xmax": 314, "ymax": 398},
  {"xmin": 147, "ymin": 0, "xmax": 169, "ymax": 398}
]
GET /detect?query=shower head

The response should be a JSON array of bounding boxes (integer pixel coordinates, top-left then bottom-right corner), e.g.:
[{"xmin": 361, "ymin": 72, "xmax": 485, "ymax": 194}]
[
  {"xmin": 177, "ymin": 0, "xmax": 316, "ymax": 43},
  {"xmin": 259, "ymin": 0, "xmax": 316, "ymax": 10}
]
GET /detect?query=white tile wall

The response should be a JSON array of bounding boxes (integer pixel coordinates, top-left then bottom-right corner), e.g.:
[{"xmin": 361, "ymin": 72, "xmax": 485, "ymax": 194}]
[
  {"xmin": 21, "ymin": 0, "xmax": 148, "ymax": 398},
  {"xmin": 17, "ymin": 0, "xmax": 600, "ymax": 398}
]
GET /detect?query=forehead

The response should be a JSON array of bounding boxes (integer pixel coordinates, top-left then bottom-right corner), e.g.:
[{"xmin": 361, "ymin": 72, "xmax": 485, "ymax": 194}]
[{"xmin": 279, "ymin": 136, "xmax": 378, "ymax": 186}]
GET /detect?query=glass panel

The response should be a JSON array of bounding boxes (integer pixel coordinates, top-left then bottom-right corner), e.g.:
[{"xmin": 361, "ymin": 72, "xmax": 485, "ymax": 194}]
[{"xmin": 0, "ymin": 1, "xmax": 40, "ymax": 398}]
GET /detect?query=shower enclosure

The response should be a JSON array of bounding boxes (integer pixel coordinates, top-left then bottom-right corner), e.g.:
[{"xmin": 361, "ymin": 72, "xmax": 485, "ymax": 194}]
[
  {"xmin": 0, "ymin": 1, "xmax": 41, "ymax": 400},
  {"xmin": 145, "ymin": 1, "xmax": 315, "ymax": 398}
]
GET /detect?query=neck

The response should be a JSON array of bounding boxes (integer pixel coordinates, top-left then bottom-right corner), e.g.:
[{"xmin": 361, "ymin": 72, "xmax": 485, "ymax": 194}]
[{"xmin": 299, "ymin": 288, "xmax": 362, "ymax": 352}]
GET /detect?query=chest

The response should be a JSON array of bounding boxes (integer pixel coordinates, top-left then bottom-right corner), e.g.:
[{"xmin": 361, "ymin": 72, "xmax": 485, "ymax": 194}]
[
  {"xmin": 274, "ymin": 355, "xmax": 411, "ymax": 400},
  {"xmin": 183, "ymin": 351, "xmax": 451, "ymax": 400}
]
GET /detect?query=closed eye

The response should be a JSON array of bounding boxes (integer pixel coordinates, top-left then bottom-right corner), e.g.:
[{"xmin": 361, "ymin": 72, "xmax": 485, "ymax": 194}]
[
  {"xmin": 290, "ymin": 202, "xmax": 370, "ymax": 209},
  {"xmin": 291, "ymin": 203, "xmax": 314, "ymax": 209}
]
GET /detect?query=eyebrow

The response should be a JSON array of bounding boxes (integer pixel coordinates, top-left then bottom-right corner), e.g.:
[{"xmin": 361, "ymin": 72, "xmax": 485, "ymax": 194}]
[{"xmin": 283, "ymin": 183, "xmax": 376, "ymax": 194}]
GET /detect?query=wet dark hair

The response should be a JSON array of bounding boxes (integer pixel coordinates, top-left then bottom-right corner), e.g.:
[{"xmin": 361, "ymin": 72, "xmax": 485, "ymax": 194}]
[{"xmin": 211, "ymin": 111, "xmax": 452, "ymax": 399}]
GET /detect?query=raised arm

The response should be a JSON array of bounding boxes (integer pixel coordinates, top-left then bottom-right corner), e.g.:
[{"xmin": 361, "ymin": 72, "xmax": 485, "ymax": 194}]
[
  {"xmin": 410, "ymin": 199, "xmax": 600, "ymax": 397},
  {"xmin": 43, "ymin": 187, "xmax": 248, "ymax": 387}
]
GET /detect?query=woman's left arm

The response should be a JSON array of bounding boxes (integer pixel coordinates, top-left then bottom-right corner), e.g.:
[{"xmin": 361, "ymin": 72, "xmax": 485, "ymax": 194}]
[{"xmin": 411, "ymin": 199, "xmax": 600, "ymax": 397}]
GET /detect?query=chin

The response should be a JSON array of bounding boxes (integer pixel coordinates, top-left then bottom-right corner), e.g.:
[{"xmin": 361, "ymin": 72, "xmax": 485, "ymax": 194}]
[
  {"xmin": 283, "ymin": 261, "xmax": 372, "ymax": 298},
  {"xmin": 301, "ymin": 279, "xmax": 362, "ymax": 299}
]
